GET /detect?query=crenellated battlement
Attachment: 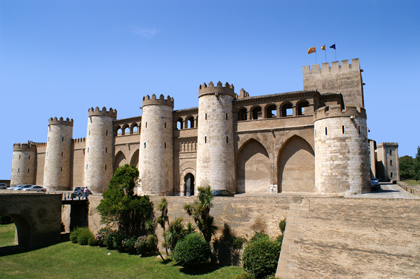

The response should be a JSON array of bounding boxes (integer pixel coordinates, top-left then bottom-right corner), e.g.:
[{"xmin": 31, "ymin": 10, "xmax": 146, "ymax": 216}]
[
  {"xmin": 238, "ymin": 88, "xmax": 250, "ymax": 99},
  {"xmin": 303, "ymin": 58, "xmax": 360, "ymax": 76},
  {"xmin": 314, "ymin": 104, "xmax": 366, "ymax": 121},
  {"xmin": 36, "ymin": 142, "xmax": 47, "ymax": 147},
  {"xmin": 73, "ymin": 138, "xmax": 86, "ymax": 143},
  {"xmin": 13, "ymin": 142, "xmax": 37, "ymax": 151},
  {"xmin": 142, "ymin": 94, "xmax": 174, "ymax": 108},
  {"xmin": 48, "ymin": 117, "xmax": 74, "ymax": 126},
  {"xmin": 198, "ymin": 81, "xmax": 235, "ymax": 97},
  {"xmin": 88, "ymin": 106, "xmax": 117, "ymax": 118}
]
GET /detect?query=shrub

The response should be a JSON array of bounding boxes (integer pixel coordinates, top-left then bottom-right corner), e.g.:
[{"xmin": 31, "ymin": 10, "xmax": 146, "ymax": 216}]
[
  {"xmin": 94, "ymin": 227, "xmax": 111, "ymax": 247},
  {"xmin": 135, "ymin": 234, "xmax": 157, "ymax": 256},
  {"xmin": 70, "ymin": 227, "xmax": 82, "ymax": 243},
  {"xmin": 103, "ymin": 230, "xmax": 119, "ymax": 249},
  {"xmin": 77, "ymin": 227, "xmax": 94, "ymax": 245},
  {"xmin": 122, "ymin": 236, "xmax": 137, "ymax": 254},
  {"xmin": 234, "ymin": 273, "xmax": 255, "ymax": 279},
  {"xmin": 242, "ymin": 239, "xmax": 281, "ymax": 279},
  {"xmin": 249, "ymin": 231, "xmax": 269, "ymax": 244},
  {"xmin": 279, "ymin": 218, "xmax": 286, "ymax": 234},
  {"xmin": 231, "ymin": 236, "xmax": 247, "ymax": 250},
  {"xmin": 172, "ymin": 233, "xmax": 211, "ymax": 266},
  {"xmin": 0, "ymin": 215, "xmax": 13, "ymax": 225},
  {"xmin": 88, "ymin": 237, "xmax": 98, "ymax": 246}
]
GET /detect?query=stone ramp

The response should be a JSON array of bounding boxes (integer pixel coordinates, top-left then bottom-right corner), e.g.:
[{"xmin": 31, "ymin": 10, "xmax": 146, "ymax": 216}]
[{"xmin": 277, "ymin": 197, "xmax": 420, "ymax": 278}]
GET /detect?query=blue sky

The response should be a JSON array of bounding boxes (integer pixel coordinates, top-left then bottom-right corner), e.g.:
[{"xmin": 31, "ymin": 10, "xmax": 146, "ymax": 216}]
[{"xmin": 1, "ymin": 0, "xmax": 419, "ymax": 179}]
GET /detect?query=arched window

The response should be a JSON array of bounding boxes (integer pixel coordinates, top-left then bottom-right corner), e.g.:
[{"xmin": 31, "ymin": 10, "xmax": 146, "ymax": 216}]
[
  {"xmin": 281, "ymin": 102, "xmax": 293, "ymax": 117},
  {"xmin": 187, "ymin": 117, "xmax": 194, "ymax": 129},
  {"xmin": 177, "ymin": 118, "xmax": 183, "ymax": 130},
  {"xmin": 117, "ymin": 128, "xmax": 122, "ymax": 136},
  {"xmin": 132, "ymin": 124, "xmax": 139, "ymax": 133},
  {"xmin": 124, "ymin": 126, "xmax": 130, "ymax": 135},
  {"xmin": 238, "ymin": 108, "xmax": 247, "ymax": 121},
  {"xmin": 297, "ymin": 100, "xmax": 309, "ymax": 116},
  {"xmin": 251, "ymin": 106, "xmax": 262, "ymax": 120},
  {"xmin": 266, "ymin": 104, "xmax": 277, "ymax": 118}
]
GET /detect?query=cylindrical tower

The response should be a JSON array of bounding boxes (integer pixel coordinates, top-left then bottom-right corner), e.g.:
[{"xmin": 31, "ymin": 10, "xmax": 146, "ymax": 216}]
[
  {"xmin": 43, "ymin": 117, "xmax": 73, "ymax": 191},
  {"xmin": 84, "ymin": 107, "xmax": 117, "ymax": 193},
  {"xmin": 139, "ymin": 94, "xmax": 174, "ymax": 195},
  {"xmin": 196, "ymin": 81, "xmax": 235, "ymax": 193},
  {"xmin": 10, "ymin": 143, "xmax": 37, "ymax": 187},
  {"xmin": 314, "ymin": 105, "xmax": 370, "ymax": 195}
]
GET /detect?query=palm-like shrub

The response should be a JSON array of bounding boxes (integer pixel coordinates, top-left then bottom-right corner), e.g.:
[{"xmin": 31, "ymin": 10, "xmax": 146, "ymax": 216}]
[{"xmin": 242, "ymin": 239, "xmax": 281, "ymax": 279}]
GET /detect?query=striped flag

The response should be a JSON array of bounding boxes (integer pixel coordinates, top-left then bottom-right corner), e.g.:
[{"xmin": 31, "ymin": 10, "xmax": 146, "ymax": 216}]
[{"xmin": 308, "ymin": 47, "xmax": 316, "ymax": 54}]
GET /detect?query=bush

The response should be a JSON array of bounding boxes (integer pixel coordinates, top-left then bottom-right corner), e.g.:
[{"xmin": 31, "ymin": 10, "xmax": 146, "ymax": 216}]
[
  {"xmin": 0, "ymin": 215, "xmax": 13, "ymax": 225},
  {"xmin": 249, "ymin": 231, "xmax": 269, "ymax": 244},
  {"xmin": 122, "ymin": 236, "xmax": 137, "ymax": 254},
  {"xmin": 88, "ymin": 237, "xmax": 98, "ymax": 246},
  {"xmin": 77, "ymin": 227, "xmax": 94, "ymax": 245},
  {"xmin": 172, "ymin": 233, "xmax": 211, "ymax": 266},
  {"xmin": 242, "ymin": 239, "xmax": 281, "ymax": 279},
  {"xmin": 279, "ymin": 218, "xmax": 286, "ymax": 234},
  {"xmin": 94, "ymin": 227, "xmax": 111, "ymax": 247},
  {"xmin": 70, "ymin": 227, "xmax": 82, "ymax": 243},
  {"xmin": 231, "ymin": 236, "xmax": 247, "ymax": 250},
  {"xmin": 135, "ymin": 234, "xmax": 157, "ymax": 256},
  {"xmin": 234, "ymin": 272, "xmax": 255, "ymax": 279}
]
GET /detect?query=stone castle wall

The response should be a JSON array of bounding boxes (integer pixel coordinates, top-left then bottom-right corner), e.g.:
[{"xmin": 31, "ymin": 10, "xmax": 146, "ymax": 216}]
[{"xmin": 10, "ymin": 143, "xmax": 37, "ymax": 187}]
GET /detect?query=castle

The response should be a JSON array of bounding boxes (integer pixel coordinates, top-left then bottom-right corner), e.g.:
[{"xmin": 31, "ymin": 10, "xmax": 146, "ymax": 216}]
[{"xmin": 10, "ymin": 58, "xmax": 398, "ymax": 195}]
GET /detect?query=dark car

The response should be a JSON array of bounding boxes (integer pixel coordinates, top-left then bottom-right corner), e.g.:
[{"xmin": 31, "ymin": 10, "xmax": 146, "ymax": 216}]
[
  {"xmin": 371, "ymin": 178, "xmax": 380, "ymax": 191},
  {"xmin": 0, "ymin": 183, "xmax": 7, "ymax": 189},
  {"xmin": 212, "ymin": 190, "xmax": 234, "ymax": 197}
]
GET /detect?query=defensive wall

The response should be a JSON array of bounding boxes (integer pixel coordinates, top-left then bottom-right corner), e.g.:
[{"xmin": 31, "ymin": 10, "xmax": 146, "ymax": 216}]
[{"xmin": 0, "ymin": 193, "xmax": 62, "ymax": 249}]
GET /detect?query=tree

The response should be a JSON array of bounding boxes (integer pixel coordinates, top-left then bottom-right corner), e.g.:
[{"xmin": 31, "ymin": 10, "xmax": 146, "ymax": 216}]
[
  {"xmin": 97, "ymin": 164, "xmax": 154, "ymax": 237},
  {"xmin": 400, "ymin": 155, "xmax": 415, "ymax": 180},
  {"xmin": 184, "ymin": 186, "xmax": 217, "ymax": 243},
  {"xmin": 157, "ymin": 198, "xmax": 170, "ymax": 255},
  {"xmin": 163, "ymin": 217, "xmax": 195, "ymax": 252}
]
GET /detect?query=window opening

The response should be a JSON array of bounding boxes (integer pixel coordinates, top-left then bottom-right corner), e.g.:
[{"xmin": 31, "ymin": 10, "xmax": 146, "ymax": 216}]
[
  {"xmin": 266, "ymin": 105, "xmax": 277, "ymax": 118},
  {"xmin": 342, "ymin": 126, "xmax": 345, "ymax": 134},
  {"xmin": 205, "ymin": 113, "xmax": 207, "ymax": 120},
  {"xmin": 297, "ymin": 101, "xmax": 309, "ymax": 116},
  {"xmin": 390, "ymin": 160, "xmax": 393, "ymax": 166},
  {"xmin": 325, "ymin": 127, "xmax": 328, "ymax": 135},
  {"xmin": 105, "ymin": 147, "xmax": 107, "ymax": 153},
  {"xmin": 205, "ymin": 136, "xmax": 207, "ymax": 143},
  {"xmin": 226, "ymin": 136, "xmax": 228, "ymax": 143},
  {"xmin": 124, "ymin": 127, "xmax": 130, "ymax": 135},
  {"xmin": 177, "ymin": 119, "xmax": 183, "ymax": 130},
  {"xmin": 62, "ymin": 137, "xmax": 64, "ymax": 141},
  {"xmin": 238, "ymin": 108, "xmax": 247, "ymax": 121},
  {"xmin": 281, "ymin": 103, "xmax": 293, "ymax": 117},
  {"xmin": 187, "ymin": 117, "xmax": 194, "ymax": 129},
  {"xmin": 251, "ymin": 106, "xmax": 262, "ymax": 119}
]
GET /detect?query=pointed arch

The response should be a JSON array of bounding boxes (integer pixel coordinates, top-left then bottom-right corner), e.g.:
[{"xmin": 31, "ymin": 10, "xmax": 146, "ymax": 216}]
[
  {"xmin": 277, "ymin": 135, "xmax": 314, "ymax": 193},
  {"xmin": 130, "ymin": 149, "xmax": 139, "ymax": 170},
  {"xmin": 113, "ymin": 151, "xmax": 127, "ymax": 171},
  {"xmin": 236, "ymin": 138, "xmax": 270, "ymax": 194}
]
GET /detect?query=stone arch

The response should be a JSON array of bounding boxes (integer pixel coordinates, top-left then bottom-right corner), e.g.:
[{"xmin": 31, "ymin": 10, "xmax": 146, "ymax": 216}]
[
  {"xmin": 238, "ymin": 107, "xmax": 247, "ymax": 121},
  {"xmin": 277, "ymin": 135, "xmax": 314, "ymax": 193},
  {"xmin": 265, "ymin": 104, "xmax": 277, "ymax": 118},
  {"xmin": 176, "ymin": 118, "xmax": 184, "ymax": 130},
  {"xmin": 122, "ymin": 124, "xmax": 130, "ymax": 135},
  {"xmin": 186, "ymin": 116, "xmax": 195, "ymax": 129},
  {"xmin": 116, "ymin": 126, "xmax": 122, "ymax": 136},
  {"xmin": 236, "ymin": 138, "xmax": 271, "ymax": 194},
  {"xmin": 251, "ymin": 105, "xmax": 262, "ymax": 120},
  {"xmin": 7, "ymin": 214, "xmax": 31, "ymax": 247},
  {"xmin": 131, "ymin": 123, "xmax": 139, "ymax": 134},
  {"xmin": 130, "ymin": 149, "xmax": 139, "ymax": 170},
  {"xmin": 297, "ymin": 100, "xmax": 310, "ymax": 116},
  {"xmin": 281, "ymin": 102, "xmax": 293, "ymax": 117},
  {"xmin": 180, "ymin": 167, "xmax": 196, "ymax": 196},
  {"xmin": 113, "ymin": 151, "xmax": 127, "ymax": 171}
]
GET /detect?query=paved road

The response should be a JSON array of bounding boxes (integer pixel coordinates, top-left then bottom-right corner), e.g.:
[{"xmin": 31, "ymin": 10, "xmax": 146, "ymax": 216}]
[{"xmin": 352, "ymin": 182, "xmax": 419, "ymax": 199}]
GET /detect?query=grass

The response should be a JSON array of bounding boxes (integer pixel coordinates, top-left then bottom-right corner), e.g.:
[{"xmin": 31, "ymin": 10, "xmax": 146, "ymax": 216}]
[
  {"xmin": 0, "ymin": 224, "xmax": 244, "ymax": 279},
  {"xmin": 404, "ymin": 179, "xmax": 420, "ymax": 186},
  {"xmin": 0, "ymin": 223, "xmax": 15, "ymax": 247}
]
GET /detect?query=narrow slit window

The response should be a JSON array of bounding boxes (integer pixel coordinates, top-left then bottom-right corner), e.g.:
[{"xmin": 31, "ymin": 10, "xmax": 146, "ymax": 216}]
[
  {"xmin": 390, "ymin": 160, "xmax": 393, "ymax": 166},
  {"xmin": 19, "ymin": 155, "xmax": 21, "ymax": 159},
  {"xmin": 390, "ymin": 150, "xmax": 392, "ymax": 156},
  {"xmin": 325, "ymin": 127, "xmax": 328, "ymax": 135},
  {"xmin": 106, "ymin": 130, "xmax": 108, "ymax": 136},
  {"xmin": 61, "ymin": 152, "xmax": 63, "ymax": 157},
  {"xmin": 342, "ymin": 126, "xmax": 345, "ymax": 134},
  {"xmin": 86, "ymin": 164, "xmax": 88, "ymax": 170},
  {"xmin": 205, "ymin": 113, "xmax": 207, "ymax": 120},
  {"xmin": 28, "ymin": 169, "xmax": 30, "ymax": 173},
  {"xmin": 145, "ymin": 122, "xmax": 147, "ymax": 128},
  {"xmin": 358, "ymin": 126, "xmax": 361, "ymax": 134},
  {"xmin": 390, "ymin": 172, "xmax": 393, "ymax": 178},
  {"xmin": 105, "ymin": 165, "xmax": 107, "ymax": 170},
  {"xmin": 28, "ymin": 155, "xmax": 30, "ymax": 159},
  {"xmin": 62, "ymin": 137, "xmax": 64, "ymax": 141},
  {"xmin": 205, "ymin": 136, "xmax": 207, "ymax": 143},
  {"xmin": 226, "ymin": 113, "xmax": 228, "ymax": 120},
  {"xmin": 144, "ymin": 142, "xmax": 146, "ymax": 148},
  {"xmin": 60, "ymin": 167, "xmax": 62, "ymax": 172},
  {"xmin": 18, "ymin": 168, "xmax": 20, "ymax": 173},
  {"xmin": 164, "ymin": 122, "xmax": 166, "ymax": 128},
  {"xmin": 226, "ymin": 136, "xmax": 228, "ymax": 143},
  {"xmin": 164, "ymin": 142, "xmax": 166, "ymax": 149},
  {"xmin": 105, "ymin": 147, "xmax": 107, "ymax": 153}
]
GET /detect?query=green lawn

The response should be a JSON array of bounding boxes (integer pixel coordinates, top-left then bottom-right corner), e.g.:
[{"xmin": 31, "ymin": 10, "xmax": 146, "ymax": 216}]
[
  {"xmin": 0, "ymin": 223, "xmax": 15, "ymax": 247},
  {"xmin": 404, "ymin": 179, "xmax": 420, "ymax": 186},
  {"xmin": 0, "ymin": 224, "xmax": 244, "ymax": 279}
]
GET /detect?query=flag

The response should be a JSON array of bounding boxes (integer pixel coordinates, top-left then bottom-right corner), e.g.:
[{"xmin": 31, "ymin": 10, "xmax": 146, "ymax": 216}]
[
  {"xmin": 321, "ymin": 45, "xmax": 325, "ymax": 50},
  {"xmin": 308, "ymin": 47, "xmax": 316, "ymax": 54},
  {"xmin": 329, "ymin": 44, "xmax": 336, "ymax": 50}
]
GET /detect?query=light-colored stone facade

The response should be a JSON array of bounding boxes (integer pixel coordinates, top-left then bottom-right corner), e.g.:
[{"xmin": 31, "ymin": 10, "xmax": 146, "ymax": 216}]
[
  {"xmin": 10, "ymin": 143, "xmax": 37, "ymax": 187},
  {"xmin": 43, "ymin": 117, "xmax": 73, "ymax": 191},
  {"xmin": 10, "ymin": 58, "xmax": 398, "ymax": 194}
]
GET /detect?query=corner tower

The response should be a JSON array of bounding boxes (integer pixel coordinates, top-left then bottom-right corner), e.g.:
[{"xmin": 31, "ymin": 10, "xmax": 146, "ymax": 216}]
[
  {"xmin": 10, "ymin": 143, "xmax": 37, "ymax": 187},
  {"xmin": 314, "ymin": 105, "xmax": 370, "ymax": 195},
  {"xmin": 44, "ymin": 117, "xmax": 74, "ymax": 191},
  {"xmin": 196, "ymin": 82, "xmax": 235, "ymax": 193},
  {"xmin": 139, "ymin": 94, "xmax": 174, "ymax": 195},
  {"xmin": 303, "ymin": 59, "xmax": 365, "ymax": 108},
  {"xmin": 84, "ymin": 107, "xmax": 117, "ymax": 193}
]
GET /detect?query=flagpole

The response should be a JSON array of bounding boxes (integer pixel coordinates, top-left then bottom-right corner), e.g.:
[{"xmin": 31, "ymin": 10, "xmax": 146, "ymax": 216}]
[
  {"xmin": 324, "ymin": 44, "xmax": 326, "ymax": 62},
  {"xmin": 334, "ymin": 42, "xmax": 337, "ymax": 61},
  {"xmin": 315, "ymin": 45, "xmax": 317, "ymax": 64}
]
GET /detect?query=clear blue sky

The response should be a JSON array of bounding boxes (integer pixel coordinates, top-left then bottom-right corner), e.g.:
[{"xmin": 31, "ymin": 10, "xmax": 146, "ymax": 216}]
[{"xmin": 1, "ymin": 0, "xmax": 419, "ymax": 179}]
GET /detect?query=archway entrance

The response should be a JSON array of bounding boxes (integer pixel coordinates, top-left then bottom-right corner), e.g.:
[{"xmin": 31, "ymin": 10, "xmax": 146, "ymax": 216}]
[
  {"xmin": 277, "ymin": 136, "xmax": 314, "ymax": 193},
  {"xmin": 184, "ymin": 173, "xmax": 195, "ymax": 197}
]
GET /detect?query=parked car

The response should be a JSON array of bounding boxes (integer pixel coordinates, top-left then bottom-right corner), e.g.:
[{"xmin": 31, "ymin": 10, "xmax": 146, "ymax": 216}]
[
  {"xmin": 8, "ymin": 184, "xmax": 32, "ymax": 190},
  {"xmin": 0, "ymin": 183, "xmax": 7, "ymax": 189},
  {"xmin": 212, "ymin": 190, "xmax": 234, "ymax": 197},
  {"xmin": 23, "ymin": 185, "xmax": 47, "ymax": 192},
  {"xmin": 371, "ymin": 178, "xmax": 380, "ymax": 191}
]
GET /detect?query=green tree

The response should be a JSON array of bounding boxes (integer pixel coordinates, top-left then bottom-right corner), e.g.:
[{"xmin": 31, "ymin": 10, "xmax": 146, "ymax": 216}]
[
  {"xmin": 157, "ymin": 198, "xmax": 170, "ymax": 255},
  {"xmin": 184, "ymin": 186, "xmax": 217, "ymax": 243},
  {"xmin": 415, "ymin": 146, "xmax": 420, "ymax": 181},
  {"xmin": 97, "ymin": 164, "xmax": 154, "ymax": 237},
  {"xmin": 163, "ymin": 217, "xmax": 195, "ymax": 252},
  {"xmin": 400, "ymin": 155, "xmax": 415, "ymax": 180}
]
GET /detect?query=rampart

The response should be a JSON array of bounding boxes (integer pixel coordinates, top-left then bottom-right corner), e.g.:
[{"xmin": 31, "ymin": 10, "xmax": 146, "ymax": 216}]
[
  {"xmin": 48, "ymin": 117, "xmax": 74, "ymax": 126},
  {"xmin": 87, "ymin": 106, "xmax": 117, "ymax": 118},
  {"xmin": 198, "ymin": 81, "xmax": 235, "ymax": 97},
  {"xmin": 142, "ymin": 94, "xmax": 174, "ymax": 108}
]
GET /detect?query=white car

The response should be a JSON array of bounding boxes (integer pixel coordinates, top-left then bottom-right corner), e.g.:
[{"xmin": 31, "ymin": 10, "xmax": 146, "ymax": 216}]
[{"xmin": 23, "ymin": 185, "xmax": 47, "ymax": 192}]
